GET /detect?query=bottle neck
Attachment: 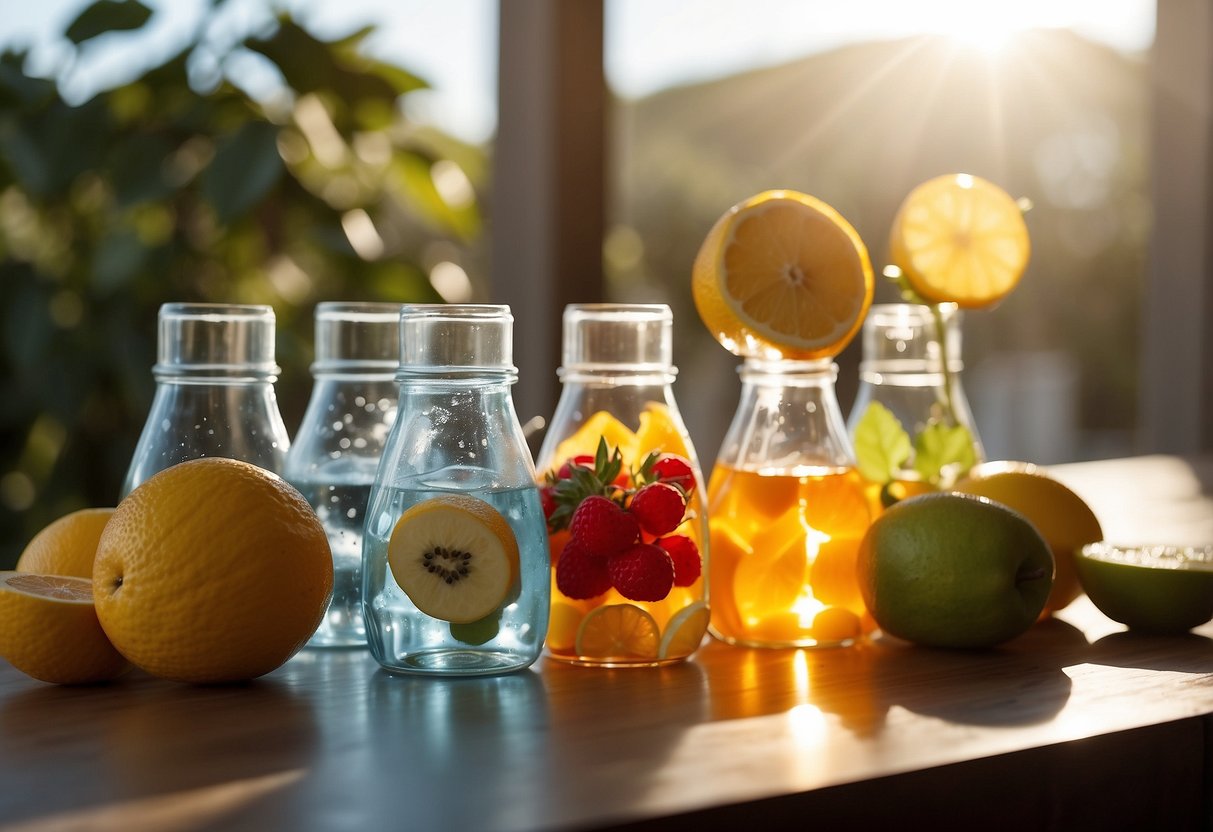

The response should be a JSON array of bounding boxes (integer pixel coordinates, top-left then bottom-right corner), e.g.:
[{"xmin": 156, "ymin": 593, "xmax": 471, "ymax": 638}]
[{"xmin": 558, "ymin": 367, "xmax": 676, "ymax": 387}]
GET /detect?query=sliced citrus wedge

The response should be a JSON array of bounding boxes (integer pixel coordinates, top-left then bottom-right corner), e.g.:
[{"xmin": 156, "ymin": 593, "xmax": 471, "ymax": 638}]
[
  {"xmin": 575, "ymin": 603, "xmax": 660, "ymax": 660},
  {"xmin": 0, "ymin": 571, "xmax": 130, "ymax": 685},
  {"xmin": 889, "ymin": 173, "xmax": 1030, "ymax": 309},
  {"xmin": 1076, "ymin": 543, "xmax": 1213, "ymax": 634},
  {"xmin": 693, "ymin": 189, "xmax": 873, "ymax": 360},
  {"xmin": 658, "ymin": 601, "xmax": 709, "ymax": 659}
]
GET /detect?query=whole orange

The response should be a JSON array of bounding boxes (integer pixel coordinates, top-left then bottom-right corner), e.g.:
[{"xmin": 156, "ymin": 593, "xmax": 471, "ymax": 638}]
[
  {"xmin": 17, "ymin": 507, "xmax": 115, "ymax": 578},
  {"xmin": 94, "ymin": 458, "xmax": 333, "ymax": 683}
]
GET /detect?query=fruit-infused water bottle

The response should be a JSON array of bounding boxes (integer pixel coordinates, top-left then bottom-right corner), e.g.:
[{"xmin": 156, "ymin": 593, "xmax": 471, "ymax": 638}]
[
  {"xmin": 123, "ymin": 303, "xmax": 290, "ymax": 495},
  {"xmin": 284, "ymin": 302, "xmax": 400, "ymax": 648},
  {"xmin": 362, "ymin": 304, "xmax": 549, "ymax": 676},
  {"xmin": 536, "ymin": 304, "xmax": 709, "ymax": 667},
  {"xmin": 709, "ymin": 359, "xmax": 873, "ymax": 648},
  {"xmin": 847, "ymin": 303, "xmax": 984, "ymax": 511}
]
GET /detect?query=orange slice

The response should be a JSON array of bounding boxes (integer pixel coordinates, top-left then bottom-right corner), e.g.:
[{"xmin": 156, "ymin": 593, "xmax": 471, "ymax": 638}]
[
  {"xmin": 574, "ymin": 603, "xmax": 659, "ymax": 660},
  {"xmin": 0, "ymin": 572, "xmax": 130, "ymax": 685},
  {"xmin": 693, "ymin": 189, "xmax": 874, "ymax": 360},
  {"xmin": 889, "ymin": 173, "xmax": 1030, "ymax": 309}
]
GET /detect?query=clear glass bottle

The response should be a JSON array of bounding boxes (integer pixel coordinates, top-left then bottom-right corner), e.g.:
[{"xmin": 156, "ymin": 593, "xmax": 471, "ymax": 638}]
[
  {"xmin": 708, "ymin": 358, "xmax": 872, "ymax": 648},
  {"xmin": 362, "ymin": 304, "xmax": 549, "ymax": 676},
  {"xmin": 122, "ymin": 303, "xmax": 290, "ymax": 496},
  {"xmin": 536, "ymin": 304, "xmax": 709, "ymax": 667},
  {"xmin": 847, "ymin": 303, "xmax": 984, "ymax": 506},
  {"xmin": 284, "ymin": 302, "xmax": 400, "ymax": 649}
]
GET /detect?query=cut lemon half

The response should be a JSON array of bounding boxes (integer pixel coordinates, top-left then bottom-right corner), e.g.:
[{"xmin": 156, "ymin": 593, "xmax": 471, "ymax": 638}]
[
  {"xmin": 0, "ymin": 571, "xmax": 130, "ymax": 685},
  {"xmin": 889, "ymin": 173, "xmax": 1030, "ymax": 309},
  {"xmin": 693, "ymin": 190, "xmax": 874, "ymax": 360},
  {"xmin": 658, "ymin": 601, "xmax": 709, "ymax": 659},
  {"xmin": 575, "ymin": 603, "xmax": 660, "ymax": 660}
]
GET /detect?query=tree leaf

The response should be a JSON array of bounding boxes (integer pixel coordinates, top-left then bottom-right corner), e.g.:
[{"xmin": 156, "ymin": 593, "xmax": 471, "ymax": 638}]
[
  {"xmin": 66, "ymin": 0, "xmax": 153, "ymax": 45},
  {"xmin": 852, "ymin": 401, "xmax": 911, "ymax": 484},
  {"xmin": 200, "ymin": 121, "xmax": 283, "ymax": 223},
  {"xmin": 913, "ymin": 423, "xmax": 978, "ymax": 485}
]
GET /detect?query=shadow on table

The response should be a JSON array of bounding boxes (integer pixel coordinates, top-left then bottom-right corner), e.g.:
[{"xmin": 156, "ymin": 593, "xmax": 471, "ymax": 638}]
[
  {"xmin": 0, "ymin": 670, "xmax": 318, "ymax": 827},
  {"xmin": 1085, "ymin": 629, "xmax": 1213, "ymax": 673},
  {"xmin": 700, "ymin": 616, "xmax": 1087, "ymax": 735}
]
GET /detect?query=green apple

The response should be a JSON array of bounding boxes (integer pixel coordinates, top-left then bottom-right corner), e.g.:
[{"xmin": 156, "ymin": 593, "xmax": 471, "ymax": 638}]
[
  {"xmin": 1075, "ymin": 543, "xmax": 1213, "ymax": 634},
  {"xmin": 857, "ymin": 492, "xmax": 1054, "ymax": 648}
]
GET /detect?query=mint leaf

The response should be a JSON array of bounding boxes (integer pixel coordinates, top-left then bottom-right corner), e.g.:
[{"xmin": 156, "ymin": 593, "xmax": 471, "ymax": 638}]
[
  {"xmin": 853, "ymin": 402, "xmax": 912, "ymax": 483},
  {"xmin": 913, "ymin": 423, "xmax": 978, "ymax": 485}
]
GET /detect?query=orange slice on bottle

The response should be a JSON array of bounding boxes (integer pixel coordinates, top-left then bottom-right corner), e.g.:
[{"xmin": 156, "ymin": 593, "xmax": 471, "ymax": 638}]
[
  {"xmin": 889, "ymin": 173, "xmax": 1030, "ymax": 309},
  {"xmin": 692, "ymin": 189, "xmax": 874, "ymax": 360}
]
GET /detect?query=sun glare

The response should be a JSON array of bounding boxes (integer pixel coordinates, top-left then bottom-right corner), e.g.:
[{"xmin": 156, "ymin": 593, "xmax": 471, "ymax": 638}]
[{"xmin": 927, "ymin": 6, "xmax": 1032, "ymax": 55}]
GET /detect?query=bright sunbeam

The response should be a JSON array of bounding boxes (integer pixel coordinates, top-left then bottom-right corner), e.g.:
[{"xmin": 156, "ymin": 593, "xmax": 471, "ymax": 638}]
[{"xmin": 924, "ymin": 5, "xmax": 1032, "ymax": 54}]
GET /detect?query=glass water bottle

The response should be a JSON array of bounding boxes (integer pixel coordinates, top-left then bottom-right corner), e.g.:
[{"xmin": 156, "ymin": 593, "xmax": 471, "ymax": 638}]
[
  {"xmin": 536, "ymin": 304, "xmax": 709, "ymax": 667},
  {"xmin": 362, "ymin": 304, "xmax": 549, "ymax": 676},
  {"xmin": 847, "ymin": 303, "xmax": 984, "ymax": 505},
  {"xmin": 284, "ymin": 302, "xmax": 400, "ymax": 649},
  {"xmin": 708, "ymin": 358, "xmax": 873, "ymax": 648},
  {"xmin": 123, "ymin": 303, "xmax": 290, "ymax": 496}
]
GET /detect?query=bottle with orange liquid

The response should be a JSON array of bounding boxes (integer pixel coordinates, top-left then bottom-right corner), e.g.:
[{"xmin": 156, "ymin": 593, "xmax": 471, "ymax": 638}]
[
  {"xmin": 536, "ymin": 304, "xmax": 709, "ymax": 666},
  {"xmin": 691, "ymin": 190, "xmax": 876, "ymax": 648}
]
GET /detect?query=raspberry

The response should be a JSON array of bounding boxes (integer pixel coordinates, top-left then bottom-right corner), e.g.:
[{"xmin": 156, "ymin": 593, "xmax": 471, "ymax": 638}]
[
  {"xmin": 652, "ymin": 454, "xmax": 696, "ymax": 494},
  {"xmin": 569, "ymin": 495, "xmax": 640, "ymax": 557},
  {"xmin": 607, "ymin": 543, "xmax": 675, "ymax": 602},
  {"xmin": 629, "ymin": 482, "xmax": 686, "ymax": 536},
  {"xmin": 657, "ymin": 534, "xmax": 701, "ymax": 587},
  {"xmin": 555, "ymin": 539, "xmax": 612, "ymax": 600}
]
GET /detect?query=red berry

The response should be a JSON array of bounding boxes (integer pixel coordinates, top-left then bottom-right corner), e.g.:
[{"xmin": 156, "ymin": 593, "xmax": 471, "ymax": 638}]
[
  {"xmin": 652, "ymin": 454, "xmax": 696, "ymax": 493},
  {"xmin": 629, "ymin": 482, "xmax": 686, "ymax": 536},
  {"xmin": 555, "ymin": 539, "xmax": 612, "ymax": 600},
  {"xmin": 556, "ymin": 454, "xmax": 596, "ymax": 480},
  {"xmin": 569, "ymin": 495, "xmax": 640, "ymax": 556},
  {"xmin": 607, "ymin": 543, "xmax": 675, "ymax": 602},
  {"xmin": 657, "ymin": 535, "xmax": 701, "ymax": 587},
  {"xmin": 540, "ymin": 486, "xmax": 557, "ymax": 521}
]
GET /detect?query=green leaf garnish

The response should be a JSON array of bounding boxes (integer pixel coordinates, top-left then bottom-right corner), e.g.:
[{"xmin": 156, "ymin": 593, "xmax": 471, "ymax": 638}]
[
  {"xmin": 913, "ymin": 422, "xmax": 978, "ymax": 485},
  {"xmin": 853, "ymin": 402, "xmax": 912, "ymax": 484}
]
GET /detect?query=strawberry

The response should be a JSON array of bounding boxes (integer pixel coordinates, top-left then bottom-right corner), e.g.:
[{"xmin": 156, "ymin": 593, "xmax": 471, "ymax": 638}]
[
  {"xmin": 657, "ymin": 534, "xmax": 701, "ymax": 587},
  {"xmin": 607, "ymin": 543, "xmax": 675, "ymax": 602},
  {"xmin": 652, "ymin": 454, "xmax": 696, "ymax": 494},
  {"xmin": 545, "ymin": 438, "xmax": 629, "ymax": 533},
  {"xmin": 556, "ymin": 454, "xmax": 596, "ymax": 480},
  {"xmin": 628, "ymin": 482, "xmax": 686, "ymax": 536},
  {"xmin": 569, "ymin": 495, "xmax": 640, "ymax": 557},
  {"xmin": 556, "ymin": 539, "xmax": 612, "ymax": 600}
]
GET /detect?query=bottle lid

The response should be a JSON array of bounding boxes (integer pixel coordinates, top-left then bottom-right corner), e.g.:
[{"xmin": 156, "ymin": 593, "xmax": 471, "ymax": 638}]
[
  {"xmin": 859, "ymin": 303, "xmax": 963, "ymax": 373},
  {"xmin": 313, "ymin": 302, "xmax": 400, "ymax": 375},
  {"xmin": 560, "ymin": 303, "xmax": 675, "ymax": 375},
  {"xmin": 154, "ymin": 303, "xmax": 279, "ymax": 379},
  {"xmin": 398, "ymin": 304, "xmax": 516, "ymax": 375}
]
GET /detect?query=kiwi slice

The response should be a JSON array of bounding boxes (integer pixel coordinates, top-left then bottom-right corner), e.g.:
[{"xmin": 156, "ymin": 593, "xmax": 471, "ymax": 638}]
[{"xmin": 387, "ymin": 494, "xmax": 520, "ymax": 624}]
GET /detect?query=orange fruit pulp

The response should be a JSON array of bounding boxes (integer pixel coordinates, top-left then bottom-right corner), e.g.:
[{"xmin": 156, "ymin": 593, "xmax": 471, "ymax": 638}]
[
  {"xmin": 707, "ymin": 464, "xmax": 873, "ymax": 647},
  {"xmin": 692, "ymin": 189, "xmax": 874, "ymax": 361}
]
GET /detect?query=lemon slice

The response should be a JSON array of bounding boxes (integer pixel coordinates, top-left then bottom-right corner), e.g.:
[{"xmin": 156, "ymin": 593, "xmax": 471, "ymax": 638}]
[
  {"xmin": 889, "ymin": 173, "xmax": 1030, "ymax": 309},
  {"xmin": 693, "ymin": 190, "xmax": 874, "ymax": 360},
  {"xmin": 658, "ymin": 601, "xmax": 709, "ymax": 659},
  {"xmin": 1076, "ymin": 543, "xmax": 1213, "ymax": 634},
  {"xmin": 0, "ymin": 572, "xmax": 130, "ymax": 685},
  {"xmin": 575, "ymin": 603, "xmax": 659, "ymax": 660}
]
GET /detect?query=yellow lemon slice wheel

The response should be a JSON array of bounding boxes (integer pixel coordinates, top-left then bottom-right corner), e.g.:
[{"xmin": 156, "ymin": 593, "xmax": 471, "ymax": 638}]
[
  {"xmin": 658, "ymin": 601, "xmax": 710, "ymax": 659},
  {"xmin": 0, "ymin": 571, "xmax": 129, "ymax": 685},
  {"xmin": 574, "ymin": 603, "xmax": 660, "ymax": 660},
  {"xmin": 693, "ymin": 190, "xmax": 874, "ymax": 360},
  {"xmin": 890, "ymin": 173, "xmax": 1030, "ymax": 309}
]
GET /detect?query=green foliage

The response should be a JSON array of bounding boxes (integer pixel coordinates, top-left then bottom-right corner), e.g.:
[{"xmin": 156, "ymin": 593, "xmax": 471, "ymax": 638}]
[
  {"xmin": 852, "ymin": 402, "xmax": 912, "ymax": 483},
  {"xmin": 0, "ymin": 0, "xmax": 485, "ymax": 567}
]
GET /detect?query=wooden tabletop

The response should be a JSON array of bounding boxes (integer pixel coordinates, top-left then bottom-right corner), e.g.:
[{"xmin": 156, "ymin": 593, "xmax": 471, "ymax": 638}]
[{"xmin": 2, "ymin": 455, "xmax": 1212, "ymax": 831}]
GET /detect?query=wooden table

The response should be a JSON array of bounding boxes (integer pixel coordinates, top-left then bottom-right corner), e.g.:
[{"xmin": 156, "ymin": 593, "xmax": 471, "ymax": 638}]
[{"xmin": 2, "ymin": 455, "xmax": 1212, "ymax": 831}]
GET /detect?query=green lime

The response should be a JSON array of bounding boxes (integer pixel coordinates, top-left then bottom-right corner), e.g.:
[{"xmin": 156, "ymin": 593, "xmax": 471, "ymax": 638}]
[
  {"xmin": 857, "ymin": 492, "xmax": 1054, "ymax": 648},
  {"xmin": 1075, "ymin": 543, "xmax": 1213, "ymax": 634}
]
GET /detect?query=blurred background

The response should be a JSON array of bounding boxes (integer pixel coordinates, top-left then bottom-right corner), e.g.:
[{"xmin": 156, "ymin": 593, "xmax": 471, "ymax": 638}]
[{"xmin": 1, "ymin": 0, "xmax": 1193, "ymax": 566}]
